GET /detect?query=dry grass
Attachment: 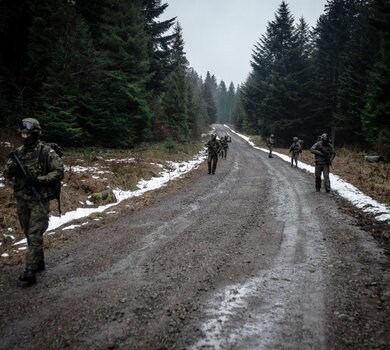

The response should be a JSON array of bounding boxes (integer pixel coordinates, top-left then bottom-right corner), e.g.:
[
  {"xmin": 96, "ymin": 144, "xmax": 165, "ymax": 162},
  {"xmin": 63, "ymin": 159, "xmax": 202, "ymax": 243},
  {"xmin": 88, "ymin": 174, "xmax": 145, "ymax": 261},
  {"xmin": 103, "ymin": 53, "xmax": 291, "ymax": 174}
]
[
  {"xmin": 0, "ymin": 140, "xmax": 205, "ymax": 263},
  {"xmin": 1, "ymin": 133, "xmax": 388, "ymax": 262}
]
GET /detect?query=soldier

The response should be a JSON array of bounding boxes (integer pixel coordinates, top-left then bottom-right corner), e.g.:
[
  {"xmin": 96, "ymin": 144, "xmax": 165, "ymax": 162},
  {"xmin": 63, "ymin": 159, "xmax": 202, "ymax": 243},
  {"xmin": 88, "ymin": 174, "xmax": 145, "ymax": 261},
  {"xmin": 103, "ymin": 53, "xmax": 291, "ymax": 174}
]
[
  {"xmin": 289, "ymin": 136, "xmax": 302, "ymax": 168},
  {"xmin": 310, "ymin": 133, "xmax": 336, "ymax": 192},
  {"xmin": 205, "ymin": 134, "xmax": 221, "ymax": 174},
  {"xmin": 266, "ymin": 134, "xmax": 276, "ymax": 158},
  {"xmin": 219, "ymin": 135, "xmax": 231, "ymax": 160},
  {"xmin": 3, "ymin": 118, "xmax": 64, "ymax": 284}
]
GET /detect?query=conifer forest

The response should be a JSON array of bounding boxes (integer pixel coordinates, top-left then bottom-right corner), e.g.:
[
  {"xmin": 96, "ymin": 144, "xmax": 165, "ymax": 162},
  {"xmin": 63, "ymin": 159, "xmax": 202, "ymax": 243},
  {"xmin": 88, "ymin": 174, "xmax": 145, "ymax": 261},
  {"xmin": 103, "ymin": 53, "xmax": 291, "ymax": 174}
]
[{"xmin": 0, "ymin": 0, "xmax": 389, "ymax": 156}]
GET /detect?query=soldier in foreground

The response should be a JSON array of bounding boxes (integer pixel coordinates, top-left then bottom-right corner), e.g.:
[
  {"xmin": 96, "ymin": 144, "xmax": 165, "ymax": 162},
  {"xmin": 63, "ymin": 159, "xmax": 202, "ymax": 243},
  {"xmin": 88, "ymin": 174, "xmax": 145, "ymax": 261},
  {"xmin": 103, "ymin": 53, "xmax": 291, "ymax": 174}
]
[
  {"xmin": 3, "ymin": 118, "xmax": 64, "ymax": 284},
  {"xmin": 266, "ymin": 134, "xmax": 276, "ymax": 158},
  {"xmin": 289, "ymin": 136, "xmax": 302, "ymax": 168},
  {"xmin": 206, "ymin": 134, "xmax": 221, "ymax": 174},
  {"xmin": 310, "ymin": 133, "xmax": 336, "ymax": 192}
]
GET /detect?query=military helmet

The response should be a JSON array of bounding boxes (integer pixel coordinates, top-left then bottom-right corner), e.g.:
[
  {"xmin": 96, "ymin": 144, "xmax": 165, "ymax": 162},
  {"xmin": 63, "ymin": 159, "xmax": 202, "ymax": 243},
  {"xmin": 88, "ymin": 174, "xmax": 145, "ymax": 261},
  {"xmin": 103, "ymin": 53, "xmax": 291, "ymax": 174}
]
[
  {"xmin": 270, "ymin": 134, "xmax": 274, "ymax": 137},
  {"xmin": 293, "ymin": 136, "xmax": 298, "ymax": 141},
  {"xmin": 321, "ymin": 133, "xmax": 329, "ymax": 141},
  {"xmin": 18, "ymin": 118, "xmax": 42, "ymax": 134}
]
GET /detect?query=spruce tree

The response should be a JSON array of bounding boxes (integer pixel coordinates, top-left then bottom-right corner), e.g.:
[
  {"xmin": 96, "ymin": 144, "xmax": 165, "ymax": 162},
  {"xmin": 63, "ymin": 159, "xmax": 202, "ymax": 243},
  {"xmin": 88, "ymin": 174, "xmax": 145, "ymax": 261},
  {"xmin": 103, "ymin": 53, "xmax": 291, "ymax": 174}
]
[
  {"xmin": 202, "ymin": 72, "xmax": 218, "ymax": 124},
  {"xmin": 160, "ymin": 22, "xmax": 190, "ymax": 142},
  {"xmin": 142, "ymin": 0, "xmax": 176, "ymax": 95},
  {"xmin": 362, "ymin": 0, "xmax": 390, "ymax": 156},
  {"xmin": 246, "ymin": 1, "xmax": 312, "ymax": 143},
  {"xmin": 226, "ymin": 82, "xmax": 236, "ymax": 124},
  {"xmin": 86, "ymin": 0, "xmax": 152, "ymax": 147},
  {"xmin": 187, "ymin": 68, "xmax": 208, "ymax": 139},
  {"xmin": 0, "ymin": 0, "xmax": 33, "ymax": 125},
  {"xmin": 311, "ymin": 0, "xmax": 352, "ymax": 143},
  {"xmin": 217, "ymin": 80, "xmax": 228, "ymax": 123}
]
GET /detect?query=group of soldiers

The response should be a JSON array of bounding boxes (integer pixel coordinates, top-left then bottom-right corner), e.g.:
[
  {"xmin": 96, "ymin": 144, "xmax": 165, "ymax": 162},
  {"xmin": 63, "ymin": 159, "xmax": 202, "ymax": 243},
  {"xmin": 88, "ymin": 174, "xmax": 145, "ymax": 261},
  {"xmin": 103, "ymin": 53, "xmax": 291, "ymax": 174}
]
[
  {"xmin": 206, "ymin": 132, "xmax": 336, "ymax": 194},
  {"xmin": 267, "ymin": 133, "xmax": 336, "ymax": 193},
  {"xmin": 4, "ymin": 119, "xmax": 335, "ymax": 285},
  {"xmin": 205, "ymin": 134, "xmax": 231, "ymax": 175}
]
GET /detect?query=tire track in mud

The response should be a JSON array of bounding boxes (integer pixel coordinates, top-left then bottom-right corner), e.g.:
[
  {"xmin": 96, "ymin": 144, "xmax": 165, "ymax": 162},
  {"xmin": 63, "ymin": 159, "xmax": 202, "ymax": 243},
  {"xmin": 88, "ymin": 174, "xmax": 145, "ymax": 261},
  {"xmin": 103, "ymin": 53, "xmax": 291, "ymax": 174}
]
[
  {"xmin": 0, "ymin": 139, "xmax": 251, "ymax": 349},
  {"xmin": 1, "ymin": 125, "xmax": 388, "ymax": 350},
  {"xmin": 191, "ymin": 128, "xmax": 328, "ymax": 349}
]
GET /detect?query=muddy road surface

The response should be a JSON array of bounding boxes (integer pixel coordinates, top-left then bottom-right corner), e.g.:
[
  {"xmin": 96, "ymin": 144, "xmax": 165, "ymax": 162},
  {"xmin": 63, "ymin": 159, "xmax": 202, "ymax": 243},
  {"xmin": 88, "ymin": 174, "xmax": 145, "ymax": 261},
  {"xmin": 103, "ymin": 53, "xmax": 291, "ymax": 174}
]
[{"xmin": 0, "ymin": 125, "xmax": 389, "ymax": 349}]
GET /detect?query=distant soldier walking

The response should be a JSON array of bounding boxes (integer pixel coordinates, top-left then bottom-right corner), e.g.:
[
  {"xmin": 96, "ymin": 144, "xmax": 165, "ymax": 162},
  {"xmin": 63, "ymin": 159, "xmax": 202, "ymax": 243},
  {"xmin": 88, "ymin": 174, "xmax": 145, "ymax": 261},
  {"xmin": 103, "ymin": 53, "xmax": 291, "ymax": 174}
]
[
  {"xmin": 310, "ymin": 133, "xmax": 336, "ymax": 192},
  {"xmin": 206, "ymin": 134, "xmax": 221, "ymax": 174},
  {"xmin": 219, "ymin": 135, "xmax": 231, "ymax": 159},
  {"xmin": 3, "ymin": 118, "xmax": 64, "ymax": 284},
  {"xmin": 289, "ymin": 136, "xmax": 302, "ymax": 168},
  {"xmin": 267, "ymin": 134, "xmax": 276, "ymax": 158}
]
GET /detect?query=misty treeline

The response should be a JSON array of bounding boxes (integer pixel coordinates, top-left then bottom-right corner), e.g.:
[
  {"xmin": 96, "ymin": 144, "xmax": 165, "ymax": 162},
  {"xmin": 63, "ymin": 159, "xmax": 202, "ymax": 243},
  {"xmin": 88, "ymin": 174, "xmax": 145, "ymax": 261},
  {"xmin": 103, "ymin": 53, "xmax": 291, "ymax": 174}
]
[
  {"xmin": 232, "ymin": 0, "xmax": 389, "ymax": 155},
  {"xmin": 0, "ymin": 0, "xmax": 235, "ymax": 148}
]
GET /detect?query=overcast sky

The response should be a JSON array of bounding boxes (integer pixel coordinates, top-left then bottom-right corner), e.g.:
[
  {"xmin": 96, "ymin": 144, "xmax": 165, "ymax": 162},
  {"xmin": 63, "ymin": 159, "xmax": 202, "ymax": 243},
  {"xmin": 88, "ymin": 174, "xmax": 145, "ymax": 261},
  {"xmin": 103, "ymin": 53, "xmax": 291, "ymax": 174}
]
[{"xmin": 161, "ymin": 0, "xmax": 327, "ymax": 87}]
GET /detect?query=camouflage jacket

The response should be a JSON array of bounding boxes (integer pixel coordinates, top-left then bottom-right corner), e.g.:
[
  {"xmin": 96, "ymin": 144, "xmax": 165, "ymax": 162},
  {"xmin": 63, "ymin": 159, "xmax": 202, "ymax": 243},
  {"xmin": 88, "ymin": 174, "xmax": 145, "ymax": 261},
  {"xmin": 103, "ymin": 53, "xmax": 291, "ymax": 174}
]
[
  {"xmin": 289, "ymin": 141, "xmax": 302, "ymax": 154},
  {"xmin": 206, "ymin": 139, "xmax": 221, "ymax": 155},
  {"xmin": 4, "ymin": 141, "xmax": 64, "ymax": 200},
  {"xmin": 310, "ymin": 141, "xmax": 336, "ymax": 165},
  {"xmin": 267, "ymin": 137, "xmax": 275, "ymax": 147}
]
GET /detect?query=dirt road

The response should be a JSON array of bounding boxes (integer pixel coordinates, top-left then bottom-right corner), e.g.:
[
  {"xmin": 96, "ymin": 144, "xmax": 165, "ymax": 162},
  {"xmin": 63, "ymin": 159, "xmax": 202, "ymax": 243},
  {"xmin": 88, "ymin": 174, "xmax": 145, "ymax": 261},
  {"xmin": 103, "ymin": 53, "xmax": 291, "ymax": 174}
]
[{"xmin": 0, "ymin": 124, "xmax": 389, "ymax": 349}]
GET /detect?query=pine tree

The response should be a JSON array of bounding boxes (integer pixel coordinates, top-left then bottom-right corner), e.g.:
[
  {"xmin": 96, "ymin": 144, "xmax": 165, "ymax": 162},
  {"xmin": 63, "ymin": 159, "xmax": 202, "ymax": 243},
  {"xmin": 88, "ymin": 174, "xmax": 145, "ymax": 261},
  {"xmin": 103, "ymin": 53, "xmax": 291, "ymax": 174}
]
[
  {"xmin": 217, "ymin": 80, "xmax": 228, "ymax": 123},
  {"xmin": 186, "ymin": 68, "xmax": 208, "ymax": 139},
  {"xmin": 160, "ymin": 22, "xmax": 190, "ymax": 142},
  {"xmin": 362, "ymin": 0, "xmax": 390, "ymax": 156},
  {"xmin": 0, "ymin": 0, "xmax": 33, "ymax": 124},
  {"xmin": 85, "ymin": 0, "xmax": 152, "ymax": 147},
  {"xmin": 202, "ymin": 72, "xmax": 218, "ymax": 124},
  {"xmin": 31, "ymin": 2, "xmax": 93, "ymax": 144},
  {"xmin": 245, "ymin": 1, "xmax": 312, "ymax": 143},
  {"xmin": 142, "ymin": 0, "xmax": 176, "ymax": 95},
  {"xmin": 311, "ymin": 0, "xmax": 353, "ymax": 143},
  {"xmin": 226, "ymin": 82, "xmax": 236, "ymax": 124}
]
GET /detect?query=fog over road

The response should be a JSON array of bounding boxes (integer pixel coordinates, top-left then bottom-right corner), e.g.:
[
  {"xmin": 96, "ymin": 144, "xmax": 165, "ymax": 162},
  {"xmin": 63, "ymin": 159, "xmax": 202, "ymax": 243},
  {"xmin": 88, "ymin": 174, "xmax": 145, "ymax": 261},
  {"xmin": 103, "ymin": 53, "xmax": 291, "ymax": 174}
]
[{"xmin": 0, "ymin": 124, "xmax": 388, "ymax": 349}]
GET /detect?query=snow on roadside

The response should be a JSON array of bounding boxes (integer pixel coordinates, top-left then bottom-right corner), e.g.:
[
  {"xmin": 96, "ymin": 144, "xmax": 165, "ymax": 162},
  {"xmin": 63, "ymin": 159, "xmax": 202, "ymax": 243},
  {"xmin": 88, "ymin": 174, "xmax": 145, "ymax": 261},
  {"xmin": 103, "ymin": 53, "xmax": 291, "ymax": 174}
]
[
  {"xmin": 4, "ymin": 127, "xmax": 389, "ymax": 252},
  {"xmin": 225, "ymin": 125, "xmax": 390, "ymax": 223},
  {"xmin": 6, "ymin": 153, "xmax": 206, "ymax": 248}
]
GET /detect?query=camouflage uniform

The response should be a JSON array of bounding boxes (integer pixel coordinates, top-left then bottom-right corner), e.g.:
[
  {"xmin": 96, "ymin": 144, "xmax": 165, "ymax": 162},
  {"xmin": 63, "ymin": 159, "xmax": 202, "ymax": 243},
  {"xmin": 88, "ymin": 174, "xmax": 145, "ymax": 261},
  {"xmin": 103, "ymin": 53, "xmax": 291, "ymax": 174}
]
[
  {"xmin": 3, "ymin": 118, "xmax": 64, "ymax": 283},
  {"xmin": 266, "ymin": 134, "xmax": 275, "ymax": 158},
  {"xmin": 219, "ymin": 135, "xmax": 231, "ymax": 159},
  {"xmin": 289, "ymin": 137, "xmax": 302, "ymax": 168},
  {"xmin": 206, "ymin": 134, "xmax": 221, "ymax": 174},
  {"xmin": 310, "ymin": 133, "xmax": 336, "ymax": 192}
]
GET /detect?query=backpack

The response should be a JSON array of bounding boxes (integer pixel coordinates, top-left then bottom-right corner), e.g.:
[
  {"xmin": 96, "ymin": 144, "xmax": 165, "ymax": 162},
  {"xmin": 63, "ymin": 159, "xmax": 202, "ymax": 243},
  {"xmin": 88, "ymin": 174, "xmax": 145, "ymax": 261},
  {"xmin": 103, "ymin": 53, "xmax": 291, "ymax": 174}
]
[{"xmin": 39, "ymin": 142, "xmax": 63, "ymax": 214}]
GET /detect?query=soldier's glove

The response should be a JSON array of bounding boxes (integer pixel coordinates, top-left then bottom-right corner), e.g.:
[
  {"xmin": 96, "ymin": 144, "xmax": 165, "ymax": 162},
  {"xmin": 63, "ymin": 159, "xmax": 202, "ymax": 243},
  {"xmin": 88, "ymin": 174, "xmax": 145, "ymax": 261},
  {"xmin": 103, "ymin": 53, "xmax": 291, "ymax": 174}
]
[{"xmin": 25, "ymin": 175, "xmax": 40, "ymax": 186}]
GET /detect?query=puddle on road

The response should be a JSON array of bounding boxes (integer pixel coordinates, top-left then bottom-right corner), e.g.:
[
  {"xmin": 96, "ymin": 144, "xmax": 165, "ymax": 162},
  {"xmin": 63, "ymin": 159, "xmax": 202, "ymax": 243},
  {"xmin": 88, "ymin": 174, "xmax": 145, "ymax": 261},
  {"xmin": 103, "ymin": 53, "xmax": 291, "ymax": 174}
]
[{"xmin": 192, "ymin": 262, "xmax": 326, "ymax": 350}]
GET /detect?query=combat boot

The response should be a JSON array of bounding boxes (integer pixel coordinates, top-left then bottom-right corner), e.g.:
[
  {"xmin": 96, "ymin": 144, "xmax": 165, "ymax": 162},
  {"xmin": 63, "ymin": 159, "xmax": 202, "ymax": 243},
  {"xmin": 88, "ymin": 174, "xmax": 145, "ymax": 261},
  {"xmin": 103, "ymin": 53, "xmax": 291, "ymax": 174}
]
[
  {"xmin": 315, "ymin": 176, "xmax": 322, "ymax": 192},
  {"xmin": 19, "ymin": 269, "xmax": 36, "ymax": 284}
]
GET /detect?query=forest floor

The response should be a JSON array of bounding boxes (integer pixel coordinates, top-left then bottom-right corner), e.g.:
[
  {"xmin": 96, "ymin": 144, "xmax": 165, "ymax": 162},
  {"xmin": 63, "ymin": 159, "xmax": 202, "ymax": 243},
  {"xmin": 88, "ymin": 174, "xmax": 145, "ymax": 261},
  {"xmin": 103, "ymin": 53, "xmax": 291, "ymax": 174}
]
[{"xmin": 0, "ymin": 133, "xmax": 389, "ymax": 265}]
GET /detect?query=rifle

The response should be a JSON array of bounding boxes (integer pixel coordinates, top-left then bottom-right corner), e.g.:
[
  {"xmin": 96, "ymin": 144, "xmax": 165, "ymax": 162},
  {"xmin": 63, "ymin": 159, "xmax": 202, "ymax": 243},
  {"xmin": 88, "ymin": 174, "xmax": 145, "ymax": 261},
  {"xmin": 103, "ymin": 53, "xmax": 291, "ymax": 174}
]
[
  {"xmin": 208, "ymin": 142, "xmax": 220, "ymax": 156},
  {"xmin": 318, "ymin": 145, "xmax": 334, "ymax": 165},
  {"xmin": 11, "ymin": 152, "xmax": 48, "ymax": 216}
]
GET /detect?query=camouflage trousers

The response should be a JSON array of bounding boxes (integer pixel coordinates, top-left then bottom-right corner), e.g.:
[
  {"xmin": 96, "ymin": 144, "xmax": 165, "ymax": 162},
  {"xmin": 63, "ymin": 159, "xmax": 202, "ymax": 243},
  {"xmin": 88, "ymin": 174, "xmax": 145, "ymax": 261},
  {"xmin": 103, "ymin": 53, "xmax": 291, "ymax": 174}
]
[
  {"xmin": 17, "ymin": 198, "xmax": 50, "ymax": 271},
  {"xmin": 207, "ymin": 153, "xmax": 218, "ymax": 174},
  {"xmin": 291, "ymin": 152, "xmax": 300, "ymax": 166},
  {"xmin": 315, "ymin": 163, "xmax": 331, "ymax": 191},
  {"xmin": 220, "ymin": 148, "xmax": 228, "ymax": 159}
]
